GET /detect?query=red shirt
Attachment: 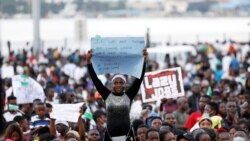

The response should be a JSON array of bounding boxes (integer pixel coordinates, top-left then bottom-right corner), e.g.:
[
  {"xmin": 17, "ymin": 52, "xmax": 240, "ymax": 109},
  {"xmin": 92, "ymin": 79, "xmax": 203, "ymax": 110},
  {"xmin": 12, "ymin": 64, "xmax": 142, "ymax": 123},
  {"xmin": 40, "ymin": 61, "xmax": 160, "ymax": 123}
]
[{"xmin": 184, "ymin": 111, "xmax": 202, "ymax": 130}]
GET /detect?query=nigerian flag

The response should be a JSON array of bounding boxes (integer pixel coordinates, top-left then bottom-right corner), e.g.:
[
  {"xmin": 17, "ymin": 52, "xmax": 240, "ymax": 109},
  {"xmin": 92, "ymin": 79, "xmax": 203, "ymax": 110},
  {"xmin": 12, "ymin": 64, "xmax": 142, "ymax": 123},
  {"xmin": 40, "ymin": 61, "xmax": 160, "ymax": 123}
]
[{"xmin": 83, "ymin": 107, "xmax": 93, "ymax": 120}]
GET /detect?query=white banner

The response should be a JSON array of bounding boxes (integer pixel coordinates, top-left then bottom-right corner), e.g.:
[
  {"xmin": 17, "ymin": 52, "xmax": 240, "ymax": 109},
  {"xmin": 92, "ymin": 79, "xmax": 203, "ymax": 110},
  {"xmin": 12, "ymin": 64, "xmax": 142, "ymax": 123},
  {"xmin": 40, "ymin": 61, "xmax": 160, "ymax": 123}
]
[
  {"xmin": 50, "ymin": 103, "xmax": 84, "ymax": 123},
  {"xmin": 12, "ymin": 75, "xmax": 45, "ymax": 104}
]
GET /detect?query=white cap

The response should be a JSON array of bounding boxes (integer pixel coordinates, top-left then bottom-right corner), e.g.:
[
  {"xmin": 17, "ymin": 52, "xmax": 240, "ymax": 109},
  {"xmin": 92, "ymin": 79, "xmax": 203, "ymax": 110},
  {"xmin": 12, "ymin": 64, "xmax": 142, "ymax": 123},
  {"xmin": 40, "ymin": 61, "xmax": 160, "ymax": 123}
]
[
  {"xmin": 111, "ymin": 74, "xmax": 126, "ymax": 83},
  {"xmin": 55, "ymin": 120, "xmax": 69, "ymax": 127}
]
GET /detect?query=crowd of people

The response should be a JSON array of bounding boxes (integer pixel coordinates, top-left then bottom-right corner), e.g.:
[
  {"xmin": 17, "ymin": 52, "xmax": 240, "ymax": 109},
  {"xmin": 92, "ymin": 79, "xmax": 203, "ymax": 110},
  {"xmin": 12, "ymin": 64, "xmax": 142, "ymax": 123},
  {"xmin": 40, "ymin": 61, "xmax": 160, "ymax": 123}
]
[{"xmin": 0, "ymin": 40, "xmax": 250, "ymax": 141}]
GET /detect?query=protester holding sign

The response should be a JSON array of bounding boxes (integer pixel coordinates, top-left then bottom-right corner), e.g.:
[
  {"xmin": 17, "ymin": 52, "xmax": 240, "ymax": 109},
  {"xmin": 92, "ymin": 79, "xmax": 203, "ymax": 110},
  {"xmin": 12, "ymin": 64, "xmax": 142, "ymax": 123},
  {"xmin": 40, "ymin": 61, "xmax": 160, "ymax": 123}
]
[{"xmin": 87, "ymin": 48, "xmax": 147, "ymax": 141}]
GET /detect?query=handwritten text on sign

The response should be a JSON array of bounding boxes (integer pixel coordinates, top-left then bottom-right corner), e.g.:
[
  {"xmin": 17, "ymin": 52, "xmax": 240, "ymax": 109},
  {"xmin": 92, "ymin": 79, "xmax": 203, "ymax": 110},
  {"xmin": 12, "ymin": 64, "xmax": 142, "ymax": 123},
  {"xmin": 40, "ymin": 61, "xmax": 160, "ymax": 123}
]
[
  {"xmin": 91, "ymin": 37, "xmax": 144, "ymax": 78},
  {"xmin": 141, "ymin": 68, "xmax": 185, "ymax": 103}
]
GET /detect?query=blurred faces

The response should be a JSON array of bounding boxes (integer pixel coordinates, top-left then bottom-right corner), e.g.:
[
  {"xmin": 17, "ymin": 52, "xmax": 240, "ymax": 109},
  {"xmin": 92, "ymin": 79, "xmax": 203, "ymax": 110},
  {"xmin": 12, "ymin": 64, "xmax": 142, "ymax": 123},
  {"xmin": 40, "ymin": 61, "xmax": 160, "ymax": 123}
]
[
  {"xmin": 151, "ymin": 119, "xmax": 162, "ymax": 130},
  {"xmin": 199, "ymin": 119, "xmax": 212, "ymax": 129},
  {"xmin": 217, "ymin": 132, "xmax": 230, "ymax": 141},
  {"xmin": 36, "ymin": 105, "xmax": 45, "ymax": 119},
  {"xmin": 147, "ymin": 131, "xmax": 159, "ymax": 141},
  {"xmin": 219, "ymin": 102, "xmax": 226, "ymax": 117},
  {"xmin": 226, "ymin": 101, "xmax": 237, "ymax": 115},
  {"xmin": 164, "ymin": 113, "xmax": 176, "ymax": 127},
  {"xmin": 137, "ymin": 127, "xmax": 148, "ymax": 141},
  {"xmin": 20, "ymin": 118, "xmax": 29, "ymax": 132},
  {"xmin": 88, "ymin": 129, "xmax": 100, "ymax": 141},
  {"xmin": 192, "ymin": 84, "xmax": 201, "ymax": 95},
  {"xmin": 46, "ymin": 88, "xmax": 55, "ymax": 100},
  {"xmin": 229, "ymin": 128, "xmax": 236, "ymax": 141},
  {"xmin": 10, "ymin": 131, "xmax": 20, "ymax": 141},
  {"xmin": 199, "ymin": 97, "xmax": 210, "ymax": 112},
  {"xmin": 199, "ymin": 134, "xmax": 211, "ymax": 141},
  {"xmin": 112, "ymin": 78, "xmax": 125, "ymax": 93},
  {"xmin": 56, "ymin": 123, "xmax": 69, "ymax": 134},
  {"xmin": 204, "ymin": 105, "xmax": 214, "ymax": 116},
  {"xmin": 164, "ymin": 132, "xmax": 175, "ymax": 141}
]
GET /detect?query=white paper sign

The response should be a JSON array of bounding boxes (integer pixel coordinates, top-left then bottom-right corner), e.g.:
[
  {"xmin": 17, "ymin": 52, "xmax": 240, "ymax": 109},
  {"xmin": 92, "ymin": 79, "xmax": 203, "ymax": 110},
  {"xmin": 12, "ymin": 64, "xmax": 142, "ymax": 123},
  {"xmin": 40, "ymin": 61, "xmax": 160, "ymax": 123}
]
[
  {"xmin": 12, "ymin": 75, "xmax": 45, "ymax": 104},
  {"xmin": 2, "ymin": 65, "xmax": 14, "ymax": 79},
  {"xmin": 50, "ymin": 103, "xmax": 83, "ymax": 123}
]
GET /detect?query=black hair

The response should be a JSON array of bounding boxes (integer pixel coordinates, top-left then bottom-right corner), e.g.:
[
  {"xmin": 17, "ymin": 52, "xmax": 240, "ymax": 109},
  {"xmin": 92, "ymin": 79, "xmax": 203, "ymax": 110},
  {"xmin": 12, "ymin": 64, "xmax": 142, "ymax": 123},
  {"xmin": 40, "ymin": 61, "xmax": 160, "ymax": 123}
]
[
  {"xmin": 159, "ymin": 130, "xmax": 172, "ymax": 141},
  {"xmin": 163, "ymin": 112, "xmax": 173, "ymax": 119},
  {"xmin": 206, "ymin": 102, "xmax": 219, "ymax": 115},
  {"xmin": 146, "ymin": 128, "xmax": 159, "ymax": 139},
  {"xmin": 201, "ymin": 95, "xmax": 211, "ymax": 101},
  {"xmin": 7, "ymin": 95, "xmax": 16, "ymax": 102},
  {"xmin": 38, "ymin": 133, "xmax": 56, "ymax": 141},
  {"xmin": 195, "ymin": 132, "xmax": 209, "ymax": 141},
  {"xmin": 93, "ymin": 110, "xmax": 106, "ymax": 122},
  {"xmin": 132, "ymin": 119, "xmax": 144, "ymax": 135},
  {"xmin": 137, "ymin": 124, "xmax": 148, "ymax": 130},
  {"xmin": 45, "ymin": 103, "xmax": 52, "ymax": 108},
  {"xmin": 13, "ymin": 116, "xmax": 26, "ymax": 124},
  {"xmin": 203, "ymin": 128, "xmax": 216, "ymax": 141}
]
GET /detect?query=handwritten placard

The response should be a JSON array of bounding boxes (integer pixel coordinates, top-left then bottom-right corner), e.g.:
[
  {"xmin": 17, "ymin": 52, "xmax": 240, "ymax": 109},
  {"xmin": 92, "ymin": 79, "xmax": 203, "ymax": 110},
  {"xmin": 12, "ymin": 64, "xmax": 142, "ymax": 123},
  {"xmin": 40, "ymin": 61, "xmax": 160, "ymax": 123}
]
[
  {"xmin": 91, "ymin": 37, "xmax": 144, "ymax": 78},
  {"xmin": 12, "ymin": 75, "xmax": 45, "ymax": 104},
  {"xmin": 50, "ymin": 103, "xmax": 83, "ymax": 123},
  {"xmin": 141, "ymin": 67, "xmax": 185, "ymax": 103}
]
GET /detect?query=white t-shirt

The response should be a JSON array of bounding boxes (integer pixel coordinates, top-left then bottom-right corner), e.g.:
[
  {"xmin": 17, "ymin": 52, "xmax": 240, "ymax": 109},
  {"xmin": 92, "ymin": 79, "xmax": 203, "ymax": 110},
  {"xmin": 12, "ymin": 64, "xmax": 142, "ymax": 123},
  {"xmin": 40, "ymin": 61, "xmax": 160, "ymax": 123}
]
[{"xmin": 3, "ymin": 111, "xmax": 22, "ymax": 122}]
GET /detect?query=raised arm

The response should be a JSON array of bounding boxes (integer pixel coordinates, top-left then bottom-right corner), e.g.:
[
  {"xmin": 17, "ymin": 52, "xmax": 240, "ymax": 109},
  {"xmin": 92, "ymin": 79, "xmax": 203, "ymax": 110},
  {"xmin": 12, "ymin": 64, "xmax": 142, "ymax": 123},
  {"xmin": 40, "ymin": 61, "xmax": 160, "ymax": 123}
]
[
  {"xmin": 126, "ymin": 49, "xmax": 148, "ymax": 100},
  {"xmin": 78, "ymin": 105, "xmax": 86, "ymax": 141},
  {"xmin": 87, "ymin": 50, "xmax": 111, "ymax": 100}
]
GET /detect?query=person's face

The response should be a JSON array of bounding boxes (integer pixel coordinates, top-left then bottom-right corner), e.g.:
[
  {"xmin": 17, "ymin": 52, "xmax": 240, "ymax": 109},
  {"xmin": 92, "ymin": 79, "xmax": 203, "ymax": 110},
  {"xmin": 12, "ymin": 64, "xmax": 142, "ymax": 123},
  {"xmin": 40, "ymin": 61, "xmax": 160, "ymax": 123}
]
[
  {"xmin": 239, "ymin": 123, "xmax": 248, "ymax": 133},
  {"xmin": 56, "ymin": 124, "xmax": 68, "ymax": 134},
  {"xmin": 229, "ymin": 128, "xmax": 236, "ymax": 141},
  {"xmin": 87, "ymin": 95, "xmax": 95, "ymax": 103},
  {"xmin": 181, "ymin": 99, "xmax": 188, "ymax": 110},
  {"xmin": 20, "ymin": 119, "xmax": 29, "ymax": 132},
  {"xmin": 199, "ymin": 119, "xmax": 212, "ymax": 129},
  {"xmin": 97, "ymin": 115, "xmax": 107, "ymax": 125},
  {"xmin": 47, "ymin": 88, "xmax": 55, "ymax": 98},
  {"xmin": 36, "ymin": 105, "xmax": 45, "ymax": 119},
  {"xmin": 164, "ymin": 114, "xmax": 176, "ymax": 126},
  {"xmin": 204, "ymin": 105, "xmax": 214, "ymax": 116},
  {"xmin": 199, "ymin": 134, "xmax": 211, "ymax": 141},
  {"xmin": 11, "ymin": 131, "xmax": 20, "ymax": 141},
  {"xmin": 8, "ymin": 99, "xmax": 17, "ymax": 105},
  {"xmin": 147, "ymin": 131, "xmax": 159, "ymax": 141},
  {"xmin": 137, "ymin": 127, "xmax": 148, "ymax": 141},
  {"xmin": 226, "ymin": 102, "xmax": 237, "ymax": 115},
  {"xmin": 192, "ymin": 85, "xmax": 201, "ymax": 94},
  {"xmin": 219, "ymin": 103, "xmax": 226, "ymax": 115},
  {"xmin": 88, "ymin": 130, "xmax": 100, "ymax": 141},
  {"xmin": 164, "ymin": 132, "xmax": 175, "ymax": 141},
  {"xmin": 218, "ymin": 133, "xmax": 230, "ymax": 141},
  {"xmin": 234, "ymin": 131, "xmax": 248, "ymax": 139},
  {"xmin": 112, "ymin": 78, "xmax": 125, "ymax": 93},
  {"xmin": 238, "ymin": 95, "xmax": 246, "ymax": 105},
  {"xmin": 199, "ymin": 97, "xmax": 209, "ymax": 111},
  {"xmin": 66, "ymin": 93, "xmax": 75, "ymax": 103},
  {"xmin": 151, "ymin": 119, "xmax": 162, "ymax": 130}
]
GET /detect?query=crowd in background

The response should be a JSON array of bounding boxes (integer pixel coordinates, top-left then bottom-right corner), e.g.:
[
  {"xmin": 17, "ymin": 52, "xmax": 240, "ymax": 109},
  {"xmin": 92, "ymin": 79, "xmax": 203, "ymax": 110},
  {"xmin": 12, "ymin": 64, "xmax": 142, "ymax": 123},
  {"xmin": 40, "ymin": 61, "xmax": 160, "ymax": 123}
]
[{"xmin": 1, "ymin": 40, "xmax": 250, "ymax": 141}]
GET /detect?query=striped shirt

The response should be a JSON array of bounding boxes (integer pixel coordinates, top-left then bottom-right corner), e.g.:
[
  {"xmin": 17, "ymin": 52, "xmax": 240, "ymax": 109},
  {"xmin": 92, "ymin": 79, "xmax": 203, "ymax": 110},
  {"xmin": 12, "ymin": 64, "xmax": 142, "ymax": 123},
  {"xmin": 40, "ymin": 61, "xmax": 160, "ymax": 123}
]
[{"xmin": 30, "ymin": 115, "xmax": 50, "ymax": 129}]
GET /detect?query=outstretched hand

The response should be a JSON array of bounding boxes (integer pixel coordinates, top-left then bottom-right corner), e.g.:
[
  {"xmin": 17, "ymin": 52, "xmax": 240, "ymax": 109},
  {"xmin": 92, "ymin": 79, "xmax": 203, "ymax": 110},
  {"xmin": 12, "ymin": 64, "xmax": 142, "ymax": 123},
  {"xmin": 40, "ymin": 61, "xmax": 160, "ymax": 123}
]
[
  {"xmin": 143, "ymin": 48, "xmax": 148, "ymax": 61},
  {"xmin": 86, "ymin": 50, "xmax": 92, "ymax": 64}
]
